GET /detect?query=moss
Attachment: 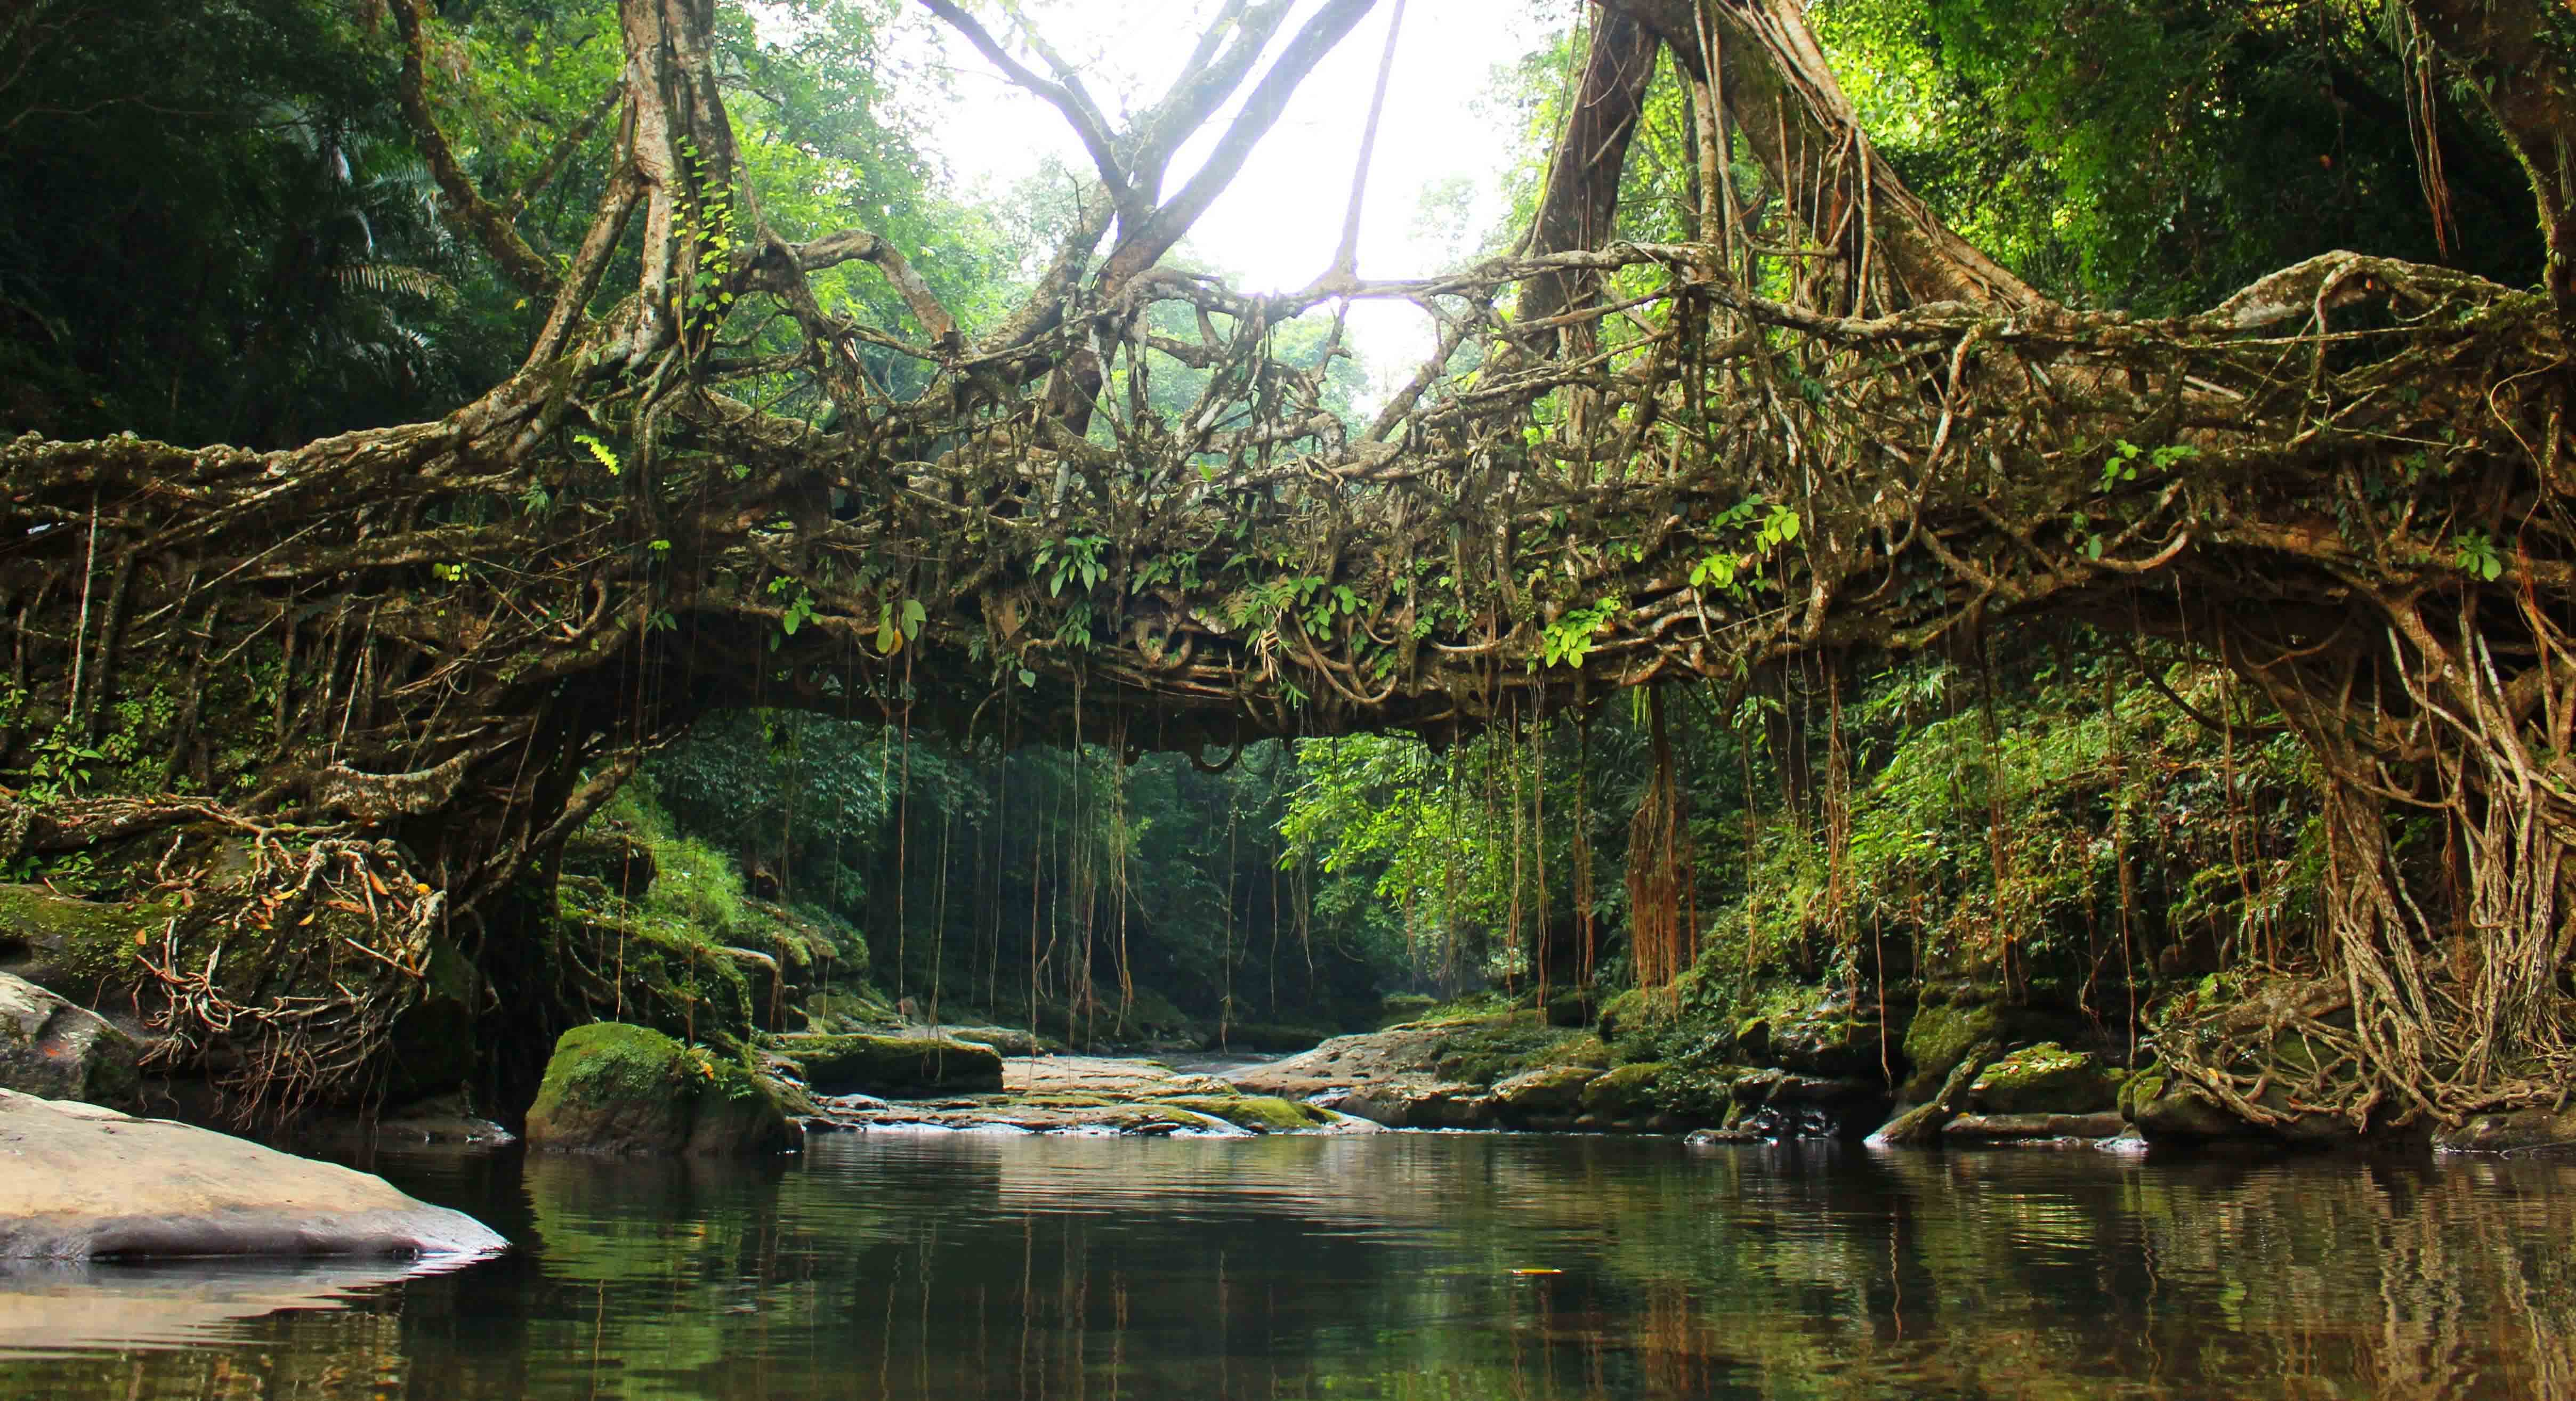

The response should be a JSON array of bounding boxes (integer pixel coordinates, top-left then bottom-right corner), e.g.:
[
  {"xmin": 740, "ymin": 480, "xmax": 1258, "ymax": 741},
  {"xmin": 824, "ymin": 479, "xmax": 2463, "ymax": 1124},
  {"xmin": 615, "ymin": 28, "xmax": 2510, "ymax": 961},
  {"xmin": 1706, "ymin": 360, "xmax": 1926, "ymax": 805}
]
[
  {"xmin": 1900, "ymin": 1000, "xmax": 2007, "ymax": 1103},
  {"xmin": 525, "ymin": 1022, "xmax": 794, "ymax": 1156},
  {"xmin": 1377, "ymin": 993, "xmax": 1438, "ymax": 1026},
  {"xmin": 1529, "ymin": 1033, "xmax": 1612, "ymax": 1070},
  {"xmin": 1581, "ymin": 1062, "xmax": 1669, "ymax": 1121},
  {"xmin": 778, "ymin": 1032, "xmax": 1004, "ymax": 1097},
  {"xmin": 1424, "ymin": 1010, "xmax": 1592, "ymax": 1086},
  {"xmin": 1969, "ymin": 1041, "xmax": 2114, "ymax": 1114},
  {"xmin": 0, "ymin": 884, "xmax": 170, "ymax": 997},
  {"xmin": 802, "ymin": 988, "xmax": 898, "ymax": 1031},
  {"xmin": 1650, "ymin": 1065, "xmax": 1747, "ymax": 1125},
  {"xmin": 1162, "ymin": 1095, "xmax": 1333, "ymax": 1132},
  {"xmin": 2119, "ymin": 1065, "xmax": 2170, "ymax": 1122}
]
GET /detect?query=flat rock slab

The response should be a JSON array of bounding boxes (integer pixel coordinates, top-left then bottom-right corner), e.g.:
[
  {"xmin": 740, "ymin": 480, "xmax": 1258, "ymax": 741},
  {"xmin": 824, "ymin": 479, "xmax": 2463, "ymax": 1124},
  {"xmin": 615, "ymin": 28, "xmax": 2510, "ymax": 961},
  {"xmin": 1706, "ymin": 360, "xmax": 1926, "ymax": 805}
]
[
  {"xmin": 0, "ymin": 1089, "xmax": 507, "ymax": 1260},
  {"xmin": 1003, "ymin": 1056, "xmax": 1234, "ymax": 1098}
]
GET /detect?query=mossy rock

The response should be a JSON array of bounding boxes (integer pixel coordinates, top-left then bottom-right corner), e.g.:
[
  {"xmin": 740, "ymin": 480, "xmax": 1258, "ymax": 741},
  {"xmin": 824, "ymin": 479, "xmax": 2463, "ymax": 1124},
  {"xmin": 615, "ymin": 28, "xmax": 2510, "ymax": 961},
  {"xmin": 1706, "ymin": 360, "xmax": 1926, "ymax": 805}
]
[
  {"xmin": 1580, "ymin": 1062, "xmax": 1669, "ymax": 1121},
  {"xmin": 525, "ymin": 1023, "xmax": 796, "ymax": 1156},
  {"xmin": 800, "ymin": 989, "xmax": 897, "ymax": 1033},
  {"xmin": 1900, "ymin": 1000, "xmax": 2008, "ymax": 1103},
  {"xmin": 0, "ymin": 884, "xmax": 171, "ymax": 1000},
  {"xmin": 1968, "ymin": 1042, "xmax": 2114, "ymax": 1115},
  {"xmin": 1493, "ymin": 1063, "xmax": 1603, "ymax": 1116},
  {"xmin": 940, "ymin": 1024, "xmax": 1061, "ymax": 1057},
  {"xmin": 777, "ymin": 1032, "xmax": 1003, "ymax": 1097},
  {"xmin": 1162, "ymin": 1095, "xmax": 1334, "ymax": 1132},
  {"xmin": 1377, "ymin": 993, "xmax": 1438, "ymax": 1026}
]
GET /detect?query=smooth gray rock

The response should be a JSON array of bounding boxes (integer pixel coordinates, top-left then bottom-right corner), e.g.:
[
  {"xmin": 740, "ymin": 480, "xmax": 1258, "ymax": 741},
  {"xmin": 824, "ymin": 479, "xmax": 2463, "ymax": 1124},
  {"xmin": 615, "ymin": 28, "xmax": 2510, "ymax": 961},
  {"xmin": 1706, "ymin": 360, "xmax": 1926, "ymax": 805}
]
[
  {"xmin": 0, "ymin": 1089, "xmax": 506, "ymax": 1259},
  {"xmin": 0, "ymin": 971, "xmax": 140, "ymax": 1108}
]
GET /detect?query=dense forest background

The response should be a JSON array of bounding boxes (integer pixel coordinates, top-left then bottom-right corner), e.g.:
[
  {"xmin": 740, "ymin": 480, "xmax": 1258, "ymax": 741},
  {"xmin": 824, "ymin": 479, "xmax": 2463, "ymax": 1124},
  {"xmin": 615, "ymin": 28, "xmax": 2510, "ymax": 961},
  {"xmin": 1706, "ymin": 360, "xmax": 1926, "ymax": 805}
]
[{"xmin": 0, "ymin": 0, "xmax": 2548, "ymax": 1065}]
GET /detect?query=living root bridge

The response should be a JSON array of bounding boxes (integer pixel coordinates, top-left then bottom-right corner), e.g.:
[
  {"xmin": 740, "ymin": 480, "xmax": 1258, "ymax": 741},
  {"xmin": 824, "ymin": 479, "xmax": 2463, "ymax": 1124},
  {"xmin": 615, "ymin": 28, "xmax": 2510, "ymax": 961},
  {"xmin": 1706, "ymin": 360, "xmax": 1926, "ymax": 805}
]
[{"xmin": 2, "ymin": 0, "xmax": 2571, "ymax": 1130}]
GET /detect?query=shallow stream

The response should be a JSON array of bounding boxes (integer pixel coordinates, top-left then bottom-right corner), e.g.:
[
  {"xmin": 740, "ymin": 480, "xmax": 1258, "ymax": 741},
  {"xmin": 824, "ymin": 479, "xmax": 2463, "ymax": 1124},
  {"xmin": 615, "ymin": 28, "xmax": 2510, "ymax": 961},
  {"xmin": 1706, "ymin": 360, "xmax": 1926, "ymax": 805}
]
[{"xmin": 3, "ymin": 1132, "xmax": 2571, "ymax": 1399}]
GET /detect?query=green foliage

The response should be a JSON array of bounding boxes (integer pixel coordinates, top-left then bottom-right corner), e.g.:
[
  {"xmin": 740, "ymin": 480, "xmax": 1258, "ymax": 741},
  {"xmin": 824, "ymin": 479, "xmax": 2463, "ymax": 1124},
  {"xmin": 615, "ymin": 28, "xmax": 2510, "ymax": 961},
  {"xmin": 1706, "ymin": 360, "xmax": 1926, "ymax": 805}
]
[{"xmin": 1814, "ymin": 0, "xmax": 2543, "ymax": 309}]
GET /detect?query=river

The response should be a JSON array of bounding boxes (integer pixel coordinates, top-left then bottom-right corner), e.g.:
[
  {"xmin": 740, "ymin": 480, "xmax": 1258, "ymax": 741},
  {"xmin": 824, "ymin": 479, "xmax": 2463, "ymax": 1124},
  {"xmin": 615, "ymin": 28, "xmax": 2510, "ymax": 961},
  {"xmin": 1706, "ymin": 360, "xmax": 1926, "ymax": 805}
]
[{"xmin": 2, "ymin": 1131, "xmax": 2570, "ymax": 1399}]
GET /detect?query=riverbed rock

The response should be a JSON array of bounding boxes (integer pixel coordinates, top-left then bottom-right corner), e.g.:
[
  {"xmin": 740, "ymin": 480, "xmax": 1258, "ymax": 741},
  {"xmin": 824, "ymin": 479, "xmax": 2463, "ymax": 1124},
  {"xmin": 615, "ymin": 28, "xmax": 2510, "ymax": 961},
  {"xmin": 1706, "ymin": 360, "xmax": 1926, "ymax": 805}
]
[
  {"xmin": 525, "ymin": 1023, "xmax": 797, "ymax": 1156},
  {"xmin": 1968, "ymin": 1042, "xmax": 2114, "ymax": 1115},
  {"xmin": 1160, "ymin": 1095, "xmax": 1339, "ymax": 1132},
  {"xmin": 1229, "ymin": 1011, "xmax": 1582, "ymax": 1100},
  {"xmin": 936, "ymin": 1024, "xmax": 1060, "ymax": 1057},
  {"xmin": 1579, "ymin": 1062, "xmax": 1670, "ymax": 1125},
  {"xmin": 2121, "ymin": 1067, "xmax": 2371, "ymax": 1149},
  {"xmin": 1941, "ymin": 1111, "xmax": 2131, "ymax": 1145},
  {"xmin": 0, "ymin": 971, "xmax": 140, "ymax": 1109},
  {"xmin": 1493, "ymin": 1064, "xmax": 1602, "ymax": 1119},
  {"xmin": 777, "ymin": 1032, "xmax": 1005, "ymax": 1097},
  {"xmin": 1336, "ymin": 1079, "xmax": 1496, "ymax": 1129},
  {"xmin": 2435, "ymin": 1107, "xmax": 2576, "ymax": 1153},
  {"xmin": 0, "ymin": 1089, "xmax": 506, "ymax": 1259}
]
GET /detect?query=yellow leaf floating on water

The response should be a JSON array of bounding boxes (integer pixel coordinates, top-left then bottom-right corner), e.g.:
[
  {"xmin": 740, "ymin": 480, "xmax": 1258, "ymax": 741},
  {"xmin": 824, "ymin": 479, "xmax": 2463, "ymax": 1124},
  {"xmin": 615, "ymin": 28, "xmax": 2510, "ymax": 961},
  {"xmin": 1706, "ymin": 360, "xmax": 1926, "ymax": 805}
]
[{"xmin": 1509, "ymin": 1269, "xmax": 1562, "ymax": 1276}]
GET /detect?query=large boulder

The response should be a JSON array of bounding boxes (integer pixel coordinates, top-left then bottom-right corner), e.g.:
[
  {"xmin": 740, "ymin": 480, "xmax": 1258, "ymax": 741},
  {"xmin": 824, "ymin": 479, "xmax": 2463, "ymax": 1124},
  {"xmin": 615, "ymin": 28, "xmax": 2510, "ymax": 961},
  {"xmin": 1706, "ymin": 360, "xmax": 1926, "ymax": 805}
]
[
  {"xmin": 2121, "ymin": 1066, "xmax": 2376, "ymax": 1149},
  {"xmin": 1968, "ymin": 1042, "xmax": 2115, "ymax": 1115},
  {"xmin": 1899, "ymin": 998, "xmax": 2009, "ymax": 1103},
  {"xmin": 0, "ymin": 971, "xmax": 141, "ymax": 1109},
  {"xmin": 0, "ymin": 885, "xmax": 167, "ymax": 1001},
  {"xmin": 0, "ymin": 1089, "xmax": 505, "ymax": 1259},
  {"xmin": 776, "ymin": 1032, "xmax": 1004, "ymax": 1097},
  {"xmin": 1335, "ymin": 1079, "xmax": 1495, "ymax": 1129},
  {"xmin": 524, "ymin": 1023, "xmax": 798, "ymax": 1156},
  {"xmin": 1492, "ymin": 1064, "xmax": 1602, "ymax": 1121}
]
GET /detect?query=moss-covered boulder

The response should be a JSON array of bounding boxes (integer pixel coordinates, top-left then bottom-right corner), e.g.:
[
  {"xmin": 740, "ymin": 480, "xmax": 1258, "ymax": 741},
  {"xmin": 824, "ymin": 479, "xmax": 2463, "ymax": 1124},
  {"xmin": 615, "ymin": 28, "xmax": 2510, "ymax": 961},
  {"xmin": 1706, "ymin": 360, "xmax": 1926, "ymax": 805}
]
[
  {"xmin": 1493, "ymin": 1063, "xmax": 1602, "ymax": 1117},
  {"xmin": 939, "ymin": 1024, "xmax": 1060, "ymax": 1057},
  {"xmin": 0, "ymin": 971, "xmax": 140, "ymax": 1110},
  {"xmin": 777, "ymin": 1033, "xmax": 1003, "ymax": 1097},
  {"xmin": 525, "ymin": 1023, "xmax": 797, "ymax": 1156},
  {"xmin": 1968, "ymin": 1042, "xmax": 2115, "ymax": 1115},
  {"xmin": 1900, "ymin": 999, "xmax": 2008, "ymax": 1103},
  {"xmin": 1161, "ymin": 1095, "xmax": 1336, "ymax": 1132},
  {"xmin": 1756, "ymin": 986, "xmax": 1899, "ymax": 1078},
  {"xmin": 0, "ymin": 884, "xmax": 166, "ymax": 1001},
  {"xmin": 1580, "ymin": 1062, "xmax": 1668, "ymax": 1122},
  {"xmin": 1377, "ymin": 993, "xmax": 1438, "ymax": 1026}
]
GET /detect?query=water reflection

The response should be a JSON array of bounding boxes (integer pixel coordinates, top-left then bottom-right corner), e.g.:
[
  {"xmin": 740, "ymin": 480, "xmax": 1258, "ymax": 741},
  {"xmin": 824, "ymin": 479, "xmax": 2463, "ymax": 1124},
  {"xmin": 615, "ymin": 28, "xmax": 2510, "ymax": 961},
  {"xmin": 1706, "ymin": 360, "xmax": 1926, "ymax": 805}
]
[{"xmin": 1, "ymin": 1135, "xmax": 2571, "ymax": 1400}]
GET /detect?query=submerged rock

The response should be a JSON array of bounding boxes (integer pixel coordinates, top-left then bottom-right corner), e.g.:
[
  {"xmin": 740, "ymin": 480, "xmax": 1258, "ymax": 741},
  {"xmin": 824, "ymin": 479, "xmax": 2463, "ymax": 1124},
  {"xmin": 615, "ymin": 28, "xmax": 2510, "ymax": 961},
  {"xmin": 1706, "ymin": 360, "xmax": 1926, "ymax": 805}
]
[
  {"xmin": 0, "ymin": 971, "xmax": 140, "ymax": 1110},
  {"xmin": 2436, "ymin": 1107, "xmax": 2576, "ymax": 1153},
  {"xmin": 0, "ymin": 1089, "xmax": 506, "ymax": 1259},
  {"xmin": 1159, "ymin": 1095, "xmax": 1338, "ymax": 1132},
  {"xmin": 777, "ymin": 1032, "xmax": 1005, "ymax": 1097},
  {"xmin": 525, "ymin": 1023, "xmax": 797, "ymax": 1156},
  {"xmin": 1942, "ymin": 1111, "xmax": 2131, "ymax": 1145}
]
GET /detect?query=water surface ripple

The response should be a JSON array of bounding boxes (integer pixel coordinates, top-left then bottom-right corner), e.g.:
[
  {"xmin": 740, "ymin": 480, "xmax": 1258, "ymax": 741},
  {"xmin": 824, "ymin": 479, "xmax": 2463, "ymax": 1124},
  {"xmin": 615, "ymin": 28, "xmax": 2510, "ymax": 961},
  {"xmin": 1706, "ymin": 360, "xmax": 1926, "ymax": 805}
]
[{"xmin": 3, "ymin": 1132, "xmax": 2571, "ymax": 1399}]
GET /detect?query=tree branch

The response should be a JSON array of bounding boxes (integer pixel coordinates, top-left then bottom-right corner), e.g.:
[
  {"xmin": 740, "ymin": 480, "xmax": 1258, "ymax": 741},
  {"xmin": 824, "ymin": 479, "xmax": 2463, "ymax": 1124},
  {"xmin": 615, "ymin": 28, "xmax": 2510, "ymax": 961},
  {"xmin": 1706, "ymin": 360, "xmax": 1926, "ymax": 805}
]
[
  {"xmin": 919, "ymin": 0, "xmax": 1141, "ymax": 230},
  {"xmin": 393, "ymin": 0, "xmax": 560, "ymax": 301},
  {"xmin": 784, "ymin": 228, "xmax": 958, "ymax": 348},
  {"xmin": 1099, "ymin": 0, "xmax": 1381, "ymax": 289}
]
